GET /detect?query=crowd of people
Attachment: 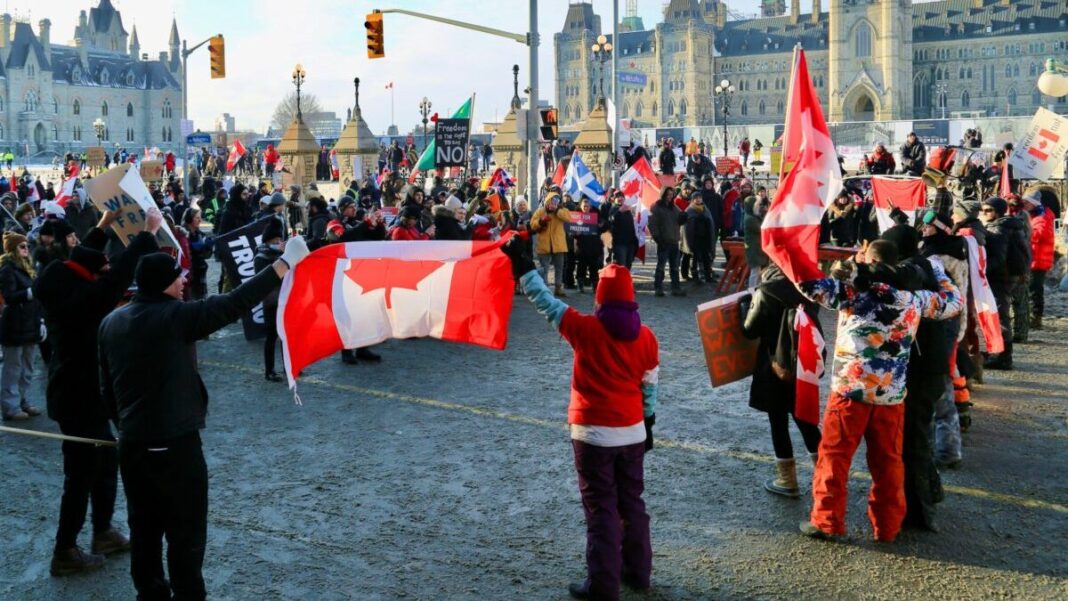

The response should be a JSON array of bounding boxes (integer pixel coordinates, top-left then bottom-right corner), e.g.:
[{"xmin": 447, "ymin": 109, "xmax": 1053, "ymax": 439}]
[{"xmin": 0, "ymin": 130, "xmax": 1062, "ymax": 601}]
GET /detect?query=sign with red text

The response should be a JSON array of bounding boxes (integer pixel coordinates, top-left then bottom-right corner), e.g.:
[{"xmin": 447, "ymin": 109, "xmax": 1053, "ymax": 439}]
[
  {"xmin": 1008, "ymin": 107, "xmax": 1068, "ymax": 181},
  {"xmin": 696, "ymin": 290, "xmax": 758, "ymax": 387}
]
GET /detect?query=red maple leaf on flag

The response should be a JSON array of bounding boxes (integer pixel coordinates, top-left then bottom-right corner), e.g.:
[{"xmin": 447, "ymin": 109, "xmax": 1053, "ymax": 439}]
[{"xmin": 344, "ymin": 259, "xmax": 444, "ymax": 309}]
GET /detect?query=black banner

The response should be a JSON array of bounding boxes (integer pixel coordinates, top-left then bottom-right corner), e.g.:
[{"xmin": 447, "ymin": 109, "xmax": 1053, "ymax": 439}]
[
  {"xmin": 911, "ymin": 120, "xmax": 950, "ymax": 146},
  {"xmin": 213, "ymin": 218, "xmax": 273, "ymax": 340},
  {"xmin": 434, "ymin": 118, "xmax": 470, "ymax": 168}
]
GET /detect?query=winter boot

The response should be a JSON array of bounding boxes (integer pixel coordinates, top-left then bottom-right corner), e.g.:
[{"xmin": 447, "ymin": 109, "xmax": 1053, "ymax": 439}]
[{"xmin": 764, "ymin": 458, "xmax": 800, "ymax": 498}]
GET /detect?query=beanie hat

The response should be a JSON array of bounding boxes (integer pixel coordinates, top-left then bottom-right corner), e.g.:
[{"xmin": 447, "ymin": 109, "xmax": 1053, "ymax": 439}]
[
  {"xmin": 70, "ymin": 245, "xmax": 109, "ymax": 274},
  {"xmin": 14, "ymin": 203, "xmax": 34, "ymax": 221},
  {"xmin": 259, "ymin": 194, "xmax": 272, "ymax": 207},
  {"xmin": 400, "ymin": 205, "xmax": 422, "ymax": 221},
  {"xmin": 982, "ymin": 196, "xmax": 1007, "ymax": 216},
  {"xmin": 3, "ymin": 231, "xmax": 26, "ymax": 254},
  {"xmin": 39, "ymin": 219, "xmax": 55, "ymax": 238},
  {"xmin": 51, "ymin": 219, "xmax": 75, "ymax": 241},
  {"xmin": 444, "ymin": 195, "xmax": 463, "ymax": 212},
  {"xmin": 262, "ymin": 216, "xmax": 285, "ymax": 242},
  {"xmin": 1022, "ymin": 190, "xmax": 1042, "ymax": 206},
  {"xmin": 952, "ymin": 200, "xmax": 980, "ymax": 221},
  {"xmin": 595, "ymin": 264, "xmax": 636, "ymax": 305},
  {"xmin": 135, "ymin": 253, "xmax": 183, "ymax": 296},
  {"xmin": 269, "ymin": 192, "xmax": 286, "ymax": 207},
  {"xmin": 337, "ymin": 195, "xmax": 355, "ymax": 210},
  {"xmin": 880, "ymin": 224, "xmax": 920, "ymax": 260}
]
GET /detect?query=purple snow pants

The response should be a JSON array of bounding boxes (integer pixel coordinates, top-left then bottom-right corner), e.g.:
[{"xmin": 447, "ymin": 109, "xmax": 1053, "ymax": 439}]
[{"xmin": 571, "ymin": 439, "xmax": 652, "ymax": 601}]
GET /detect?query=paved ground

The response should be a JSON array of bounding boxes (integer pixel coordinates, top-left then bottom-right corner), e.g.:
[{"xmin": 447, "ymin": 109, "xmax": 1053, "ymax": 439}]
[{"xmin": 1, "ymin": 256, "xmax": 1067, "ymax": 600}]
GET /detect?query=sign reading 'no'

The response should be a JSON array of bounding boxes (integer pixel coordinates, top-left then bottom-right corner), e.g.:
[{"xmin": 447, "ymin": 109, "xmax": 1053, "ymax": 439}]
[{"xmin": 434, "ymin": 118, "xmax": 470, "ymax": 168}]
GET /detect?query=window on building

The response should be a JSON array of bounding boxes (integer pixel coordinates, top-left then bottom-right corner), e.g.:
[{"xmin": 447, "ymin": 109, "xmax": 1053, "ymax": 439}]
[
  {"xmin": 100, "ymin": 69, "xmax": 109, "ymax": 85},
  {"xmin": 126, "ymin": 73, "xmax": 135, "ymax": 86},
  {"xmin": 961, "ymin": 90, "xmax": 970, "ymax": 107},
  {"xmin": 777, "ymin": 99, "xmax": 784, "ymax": 113},
  {"xmin": 27, "ymin": 63, "xmax": 35, "ymax": 77},
  {"xmin": 855, "ymin": 22, "xmax": 873, "ymax": 58},
  {"xmin": 635, "ymin": 102, "xmax": 643, "ymax": 118},
  {"xmin": 651, "ymin": 102, "xmax": 657, "ymax": 116},
  {"xmin": 1014, "ymin": 64, "xmax": 1020, "ymax": 77},
  {"xmin": 103, "ymin": 128, "xmax": 110, "ymax": 142},
  {"xmin": 0, "ymin": 124, "xmax": 4, "ymax": 139},
  {"xmin": 667, "ymin": 100, "xmax": 675, "ymax": 116},
  {"xmin": 680, "ymin": 99, "xmax": 687, "ymax": 116},
  {"xmin": 759, "ymin": 100, "xmax": 766, "ymax": 115},
  {"xmin": 73, "ymin": 99, "xmax": 80, "ymax": 115},
  {"xmin": 741, "ymin": 100, "xmax": 748, "ymax": 116},
  {"xmin": 127, "ymin": 127, "xmax": 135, "ymax": 142},
  {"xmin": 127, "ymin": 102, "xmax": 134, "ymax": 117},
  {"xmin": 1033, "ymin": 90, "xmax": 1043, "ymax": 105},
  {"xmin": 1005, "ymin": 64, "xmax": 1012, "ymax": 78},
  {"xmin": 1008, "ymin": 88, "xmax": 1018, "ymax": 105},
  {"xmin": 53, "ymin": 125, "xmax": 59, "ymax": 141},
  {"xmin": 967, "ymin": 67, "xmax": 973, "ymax": 79},
  {"xmin": 162, "ymin": 100, "xmax": 172, "ymax": 119},
  {"xmin": 563, "ymin": 104, "xmax": 571, "ymax": 121},
  {"xmin": 25, "ymin": 92, "xmax": 37, "ymax": 112},
  {"xmin": 1030, "ymin": 63, "xmax": 1038, "ymax": 77},
  {"xmin": 73, "ymin": 127, "xmax": 80, "ymax": 142},
  {"xmin": 102, "ymin": 102, "xmax": 109, "ymax": 116}
]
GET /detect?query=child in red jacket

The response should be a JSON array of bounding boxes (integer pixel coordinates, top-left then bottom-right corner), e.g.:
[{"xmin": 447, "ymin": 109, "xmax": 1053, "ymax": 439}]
[
  {"xmin": 504, "ymin": 239, "xmax": 659, "ymax": 601},
  {"xmin": 1022, "ymin": 191, "xmax": 1054, "ymax": 330}
]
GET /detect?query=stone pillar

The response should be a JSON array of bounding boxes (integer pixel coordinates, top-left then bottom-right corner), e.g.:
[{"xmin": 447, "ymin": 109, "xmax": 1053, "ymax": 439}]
[
  {"xmin": 573, "ymin": 100, "xmax": 613, "ymax": 189},
  {"xmin": 334, "ymin": 78, "xmax": 380, "ymax": 189},
  {"xmin": 277, "ymin": 117, "xmax": 318, "ymax": 190},
  {"xmin": 491, "ymin": 109, "xmax": 527, "ymax": 198}
]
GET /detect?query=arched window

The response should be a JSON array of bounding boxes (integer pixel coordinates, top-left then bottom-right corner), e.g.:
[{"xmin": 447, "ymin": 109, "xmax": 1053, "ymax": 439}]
[
  {"xmin": 635, "ymin": 102, "xmax": 643, "ymax": 118},
  {"xmin": 1005, "ymin": 64, "xmax": 1012, "ymax": 78},
  {"xmin": 741, "ymin": 100, "xmax": 748, "ymax": 116},
  {"xmin": 621, "ymin": 102, "xmax": 630, "ymax": 118},
  {"xmin": 967, "ymin": 67, "xmax": 973, "ymax": 79},
  {"xmin": 25, "ymin": 91, "xmax": 37, "ymax": 112},
  {"xmin": 855, "ymin": 22, "xmax": 873, "ymax": 58},
  {"xmin": 563, "ymin": 104, "xmax": 571, "ymax": 121},
  {"xmin": 1013, "ymin": 64, "xmax": 1020, "ymax": 77},
  {"xmin": 102, "ymin": 101, "xmax": 109, "ymax": 116},
  {"xmin": 680, "ymin": 99, "xmax": 688, "ymax": 116},
  {"xmin": 53, "ymin": 124, "xmax": 59, "ymax": 141},
  {"xmin": 100, "ymin": 68, "xmax": 109, "ymax": 85},
  {"xmin": 759, "ymin": 99, "xmax": 766, "ymax": 115},
  {"xmin": 667, "ymin": 99, "xmax": 675, "ymax": 116},
  {"xmin": 777, "ymin": 99, "xmax": 784, "ymax": 113},
  {"xmin": 127, "ymin": 102, "xmax": 134, "ymax": 117},
  {"xmin": 961, "ymin": 90, "xmax": 970, "ymax": 107},
  {"xmin": 959, "ymin": 67, "xmax": 965, "ymax": 79},
  {"xmin": 162, "ymin": 100, "xmax": 172, "ymax": 119},
  {"xmin": 1008, "ymin": 88, "xmax": 1018, "ymax": 105},
  {"xmin": 162, "ymin": 126, "xmax": 167, "ymax": 141},
  {"xmin": 73, "ymin": 99, "xmax": 80, "ymax": 115}
]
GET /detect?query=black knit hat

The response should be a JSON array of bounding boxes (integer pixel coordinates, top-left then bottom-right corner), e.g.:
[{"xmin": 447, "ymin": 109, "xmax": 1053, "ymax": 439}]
[
  {"xmin": 51, "ymin": 219, "xmax": 75, "ymax": 241},
  {"xmin": 39, "ymin": 219, "xmax": 56, "ymax": 237},
  {"xmin": 135, "ymin": 253, "xmax": 183, "ymax": 295},
  {"xmin": 70, "ymin": 245, "xmax": 109, "ymax": 274},
  {"xmin": 982, "ymin": 196, "xmax": 1007, "ymax": 216},
  {"xmin": 262, "ymin": 216, "xmax": 285, "ymax": 242}
]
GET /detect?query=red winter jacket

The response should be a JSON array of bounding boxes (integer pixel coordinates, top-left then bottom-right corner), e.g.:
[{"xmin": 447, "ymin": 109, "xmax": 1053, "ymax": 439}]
[
  {"xmin": 1030, "ymin": 208, "xmax": 1054, "ymax": 271},
  {"xmin": 389, "ymin": 224, "xmax": 429, "ymax": 241}
]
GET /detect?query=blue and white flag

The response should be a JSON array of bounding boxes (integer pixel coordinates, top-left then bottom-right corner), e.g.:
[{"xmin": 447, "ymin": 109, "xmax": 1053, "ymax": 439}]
[{"xmin": 563, "ymin": 151, "xmax": 605, "ymax": 205}]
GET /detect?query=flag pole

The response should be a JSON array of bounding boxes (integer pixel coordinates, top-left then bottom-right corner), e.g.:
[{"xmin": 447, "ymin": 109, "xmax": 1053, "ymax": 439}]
[
  {"xmin": 469, "ymin": 92, "xmax": 477, "ymax": 177},
  {"xmin": 779, "ymin": 44, "xmax": 801, "ymax": 182},
  {"xmin": 0, "ymin": 425, "xmax": 117, "ymax": 447}
]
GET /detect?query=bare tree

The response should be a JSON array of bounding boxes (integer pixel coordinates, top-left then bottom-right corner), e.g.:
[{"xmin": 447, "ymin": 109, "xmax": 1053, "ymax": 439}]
[{"xmin": 271, "ymin": 92, "xmax": 324, "ymax": 132}]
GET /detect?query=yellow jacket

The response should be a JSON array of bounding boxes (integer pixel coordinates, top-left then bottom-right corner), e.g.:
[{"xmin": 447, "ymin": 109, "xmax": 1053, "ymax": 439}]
[{"xmin": 531, "ymin": 205, "xmax": 572, "ymax": 255}]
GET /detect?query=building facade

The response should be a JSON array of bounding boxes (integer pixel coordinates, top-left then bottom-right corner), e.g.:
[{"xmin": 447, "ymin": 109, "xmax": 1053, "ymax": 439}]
[
  {"xmin": 0, "ymin": 0, "xmax": 182, "ymax": 157},
  {"xmin": 555, "ymin": 0, "xmax": 1068, "ymax": 128}
]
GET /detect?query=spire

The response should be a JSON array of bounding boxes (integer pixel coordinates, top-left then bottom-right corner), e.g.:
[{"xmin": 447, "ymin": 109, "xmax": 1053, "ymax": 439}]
[
  {"xmin": 168, "ymin": 17, "xmax": 180, "ymax": 48},
  {"xmin": 129, "ymin": 24, "xmax": 140, "ymax": 58}
]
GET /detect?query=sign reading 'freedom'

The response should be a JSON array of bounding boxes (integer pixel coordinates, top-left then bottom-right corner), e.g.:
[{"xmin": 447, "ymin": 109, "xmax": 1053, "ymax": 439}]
[{"xmin": 434, "ymin": 118, "xmax": 470, "ymax": 168}]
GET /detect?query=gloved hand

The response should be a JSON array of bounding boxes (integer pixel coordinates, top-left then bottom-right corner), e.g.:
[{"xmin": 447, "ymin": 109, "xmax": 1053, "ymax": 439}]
[
  {"xmin": 644, "ymin": 414, "xmax": 656, "ymax": 451},
  {"xmin": 501, "ymin": 236, "xmax": 536, "ymax": 281},
  {"xmin": 280, "ymin": 235, "xmax": 310, "ymax": 269}
]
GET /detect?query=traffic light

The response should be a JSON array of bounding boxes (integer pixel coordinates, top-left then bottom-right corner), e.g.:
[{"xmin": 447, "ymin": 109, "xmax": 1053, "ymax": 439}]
[
  {"xmin": 365, "ymin": 12, "xmax": 384, "ymax": 59},
  {"xmin": 209, "ymin": 35, "xmax": 225, "ymax": 79},
  {"xmin": 539, "ymin": 107, "xmax": 558, "ymax": 141}
]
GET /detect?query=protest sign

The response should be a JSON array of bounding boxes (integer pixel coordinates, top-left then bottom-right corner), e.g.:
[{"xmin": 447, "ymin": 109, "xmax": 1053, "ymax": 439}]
[
  {"xmin": 87, "ymin": 147, "xmax": 107, "ymax": 168},
  {"xmin": 213, "ymin": 218, "xmax": 273, "ymax": 340},
  {"xmin": 1008, "ymin": 108, "xmax": 1068, "ymax": 181},
  {"xmin": 83, "ymin": 164, "xmax": 181, "ymax": 253},
  {"xmin": 139, "ymin": 160, "xmax": 164, "ymax": 181},
  {"xmin": 567, "ymin": 211, "xmax": 598, "ymax": 236},
  {"xmin": 379, "ymin": 206, "xmax": 399, "ymax": 227},
  {"xmin": 434, "ymin": 118, "xmax": 470, "ymax": 168},
  {"xmin": 696, "ymin": 290, "xmax": 758, "ymax": 387}
]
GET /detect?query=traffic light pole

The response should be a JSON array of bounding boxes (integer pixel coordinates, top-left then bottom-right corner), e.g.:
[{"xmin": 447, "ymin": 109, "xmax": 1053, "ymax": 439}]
[
  {"xmin": 375, "ymin": 2, "xmax": 539, "ymax": 208},
  {"xmin": 180, "ymin": 35, "xmax": 215, "ymax": 196}
]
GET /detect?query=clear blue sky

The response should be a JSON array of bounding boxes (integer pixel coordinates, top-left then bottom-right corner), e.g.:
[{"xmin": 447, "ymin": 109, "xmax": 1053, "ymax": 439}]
[{"xmin": 31, "ymin": 0, "xmax": 778, "ymax": 133}]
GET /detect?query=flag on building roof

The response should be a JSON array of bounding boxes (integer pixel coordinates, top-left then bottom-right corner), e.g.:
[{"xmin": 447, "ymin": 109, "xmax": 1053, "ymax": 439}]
[{"xmin": 563, "ymin": 151, "xmax": 605, "ymax": 205}]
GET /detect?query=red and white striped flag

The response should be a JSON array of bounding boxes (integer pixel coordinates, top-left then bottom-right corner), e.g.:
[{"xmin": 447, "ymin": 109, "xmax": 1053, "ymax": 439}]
[
  {"xmin": 619, "ymin": 155, "xmax": 660, "ymax": 210},
  {"xmin": 54, "ymin": 175, "xmax": 78, "ymax": 208},
  {"xmin": 226, "ymin": 140, "xmax": 247, "ymax": 171},
  {"xmin": 794, "ymin": 307, "xmax": 824, "ymax": 426},
  {"xmin": 961, "ymin": 234, "xmax": 1004, "ymax": 354},
  {"xmin": 278, "ymin": 239, "xmax": 515, "ymax": 387},
  {"xmin": 870, "ymin": 176, "xmax": 925, "ymax": 232},
  {"xmin": 761, "ymin": 48, "xmax": 842, "ymax": 283}
]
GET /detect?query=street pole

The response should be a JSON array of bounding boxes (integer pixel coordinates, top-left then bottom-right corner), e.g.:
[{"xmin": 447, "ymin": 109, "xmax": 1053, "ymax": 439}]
[
  {"xmin": 181, "ymin": 39, "xmax": 188, "ymax": 193},
  {"xmin": 528, "ymin": 0, "xmax": 539, "ymax": 209},
  {"xmin": 611, "ymin": 0, "xmax": 619, "ymax": 186}
]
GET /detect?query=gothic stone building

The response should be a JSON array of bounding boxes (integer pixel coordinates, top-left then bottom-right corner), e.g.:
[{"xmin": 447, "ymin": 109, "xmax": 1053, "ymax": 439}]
[
  {"xmin": 0, "ymin": 0, "xmax": 182, "ymax": 156},
  {"xmin": 555, "ymin": 0, "xmax": 1068, "ymax": 128}
]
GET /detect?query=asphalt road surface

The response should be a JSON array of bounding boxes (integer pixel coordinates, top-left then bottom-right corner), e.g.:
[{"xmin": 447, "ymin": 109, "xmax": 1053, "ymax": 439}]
[{"xmin": 2, "ymin": 259, "xmax": 1066, "ymax": 600}]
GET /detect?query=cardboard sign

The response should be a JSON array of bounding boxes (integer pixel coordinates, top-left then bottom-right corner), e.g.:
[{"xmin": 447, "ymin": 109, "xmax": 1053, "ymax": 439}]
[
  {"xmin": 567, "ymin": 211, "xmax": 599, "ymax": 235},
  {"xmin": 696, "ymin": 290, "xmax": 758, "ymax": 387},
  {"xmin": 1008, "ymin": 107, "xmax": 1068, "ymax": 181},
  {"xmin": 379, "ymin": 206, "xmax": 399, "ymax": 227},
  {"xmin": 213, "ymin": 218, "xmax": 273, "ymax": 340},
  {"xmin": 83, "ymin": 163, "xmax": 181, "ymax": 253},
  {"xmin": 87, "ymin": 146, "xmax": 107, "ymax": 168},
  {"xmin": 434, "ymin": 118, "xmax": 470, "ymax": 168},
  {"xmin": 139, "ymin": 160, "xmax": 164, "ymax": 181}
]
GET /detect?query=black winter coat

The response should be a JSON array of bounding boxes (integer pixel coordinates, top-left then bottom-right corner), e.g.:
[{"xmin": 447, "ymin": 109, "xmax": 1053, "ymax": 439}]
[
  {"xmin": 684, "ymin": 205, "xmax": 715, "ymax": 254},
  {"xmin": 218, "ymin": 200, "xmax": 250, "ymax": 236},
  {"xmin": 607, "ymin": 205, "xmax": 638, "ymax": 248},
  {"xmin": 35, "ymin": 228, "xmax": 159, "ymax": 424},
  {"xmin": 658, "ymin": 147, "xmax": 676, "ymax": 174},
  {"xmin": 432, "ymin": 207, "xmax": 469, "ymax": 241},
  {"xmin": 340, "ymin": 220, "xmax": 387, "ymax": 243},
  {"xmin": 699, "ymin": 188, "xmax": 723, "ymax": 233},
  {"xmin": 742, "ymin": 272, "xmax": 821, "ymax": 413},
  {"xmin": 253, "ymin": 243, "xmax": 282, "ymax": 310},
  {"xmin": 0, "ymin": 260, "xmax": 40, "ymax": 346},
  {"xmin": 985, "ymin": 216, "xmax": 1030, "ymax": 278},
  {"xmin": 99, "ymin": 265, "xmax": 281, "ymax": 443}
]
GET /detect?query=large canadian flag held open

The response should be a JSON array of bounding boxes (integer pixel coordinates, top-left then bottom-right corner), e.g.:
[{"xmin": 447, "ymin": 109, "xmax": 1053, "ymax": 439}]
[
  {"xmin": 278, "ymin": 239, "xmax": 515, "ymax": 386},
  {"xmin": 761, "ymin": 47, "xmax": 843, "ymax": 284}
]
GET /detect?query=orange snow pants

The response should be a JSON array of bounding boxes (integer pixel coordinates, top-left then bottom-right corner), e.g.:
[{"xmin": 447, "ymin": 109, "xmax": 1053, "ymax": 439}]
[{"xmin": 810, "ymin": 393, "xmax": 906, "ymax": 542}]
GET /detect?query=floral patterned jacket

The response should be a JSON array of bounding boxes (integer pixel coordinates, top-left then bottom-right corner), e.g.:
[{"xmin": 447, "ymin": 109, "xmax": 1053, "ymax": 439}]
[{"xmin": 799, "ymin": 259, "xmax": 963, "ymax": 405}]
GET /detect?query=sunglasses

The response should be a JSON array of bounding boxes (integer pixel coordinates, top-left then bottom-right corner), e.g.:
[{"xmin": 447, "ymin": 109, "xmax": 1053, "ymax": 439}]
[
  {"xmin": 980, "ymin": 207, "xmax": 995, "ymax": 213},
  {"xmin": 17, "ymin": 243, "xmax": 28, "ymax": 249}
]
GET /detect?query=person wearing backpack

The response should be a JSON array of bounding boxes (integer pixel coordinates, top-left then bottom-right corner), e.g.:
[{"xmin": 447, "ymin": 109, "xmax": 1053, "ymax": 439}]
[
  {"xmin": 741, "ymin": 263, "xmax": 822, "ymax": 498},
  {"xmin": 980, "ymin": 197, "xmax": 1027, "ymax": 369}
]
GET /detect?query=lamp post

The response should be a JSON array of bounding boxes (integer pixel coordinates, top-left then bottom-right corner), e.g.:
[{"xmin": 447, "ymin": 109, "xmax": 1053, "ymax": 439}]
[
  {"xmin": 1037, "ymin": 58, "xmax": 1068, "ymax": 98},
  {"xmin": 419, "ymin": 96, "xmax": 432, "ymax": 151},
  {"xmin": 590, "ymin": 34, "xmax": 613, "ymax": 105},
  {"xmin": 93, "ymin": 117, "xmax": 105, "ymax": 146},
  {"xmin": 934, "ymin": 82, "xmax": 948, "ymax": 119},
  {"xmin": 292, "ymin": 63, "xmax": 306, "ymax": 123},
  {"xmin": 713, "ymin": 78, "xmax": 735, "ymax": 158}
]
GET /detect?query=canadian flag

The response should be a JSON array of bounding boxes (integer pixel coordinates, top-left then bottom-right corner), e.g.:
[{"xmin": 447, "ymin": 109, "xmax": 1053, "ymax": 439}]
[
  {"xmin": 999, "ymin": 152, "xmax": 1012, "ymax": 197},
  {"xmin": 278, "ymin": 239, "xmax": 515, "ymax": 387},
  {"xmin": 551, "ymin": 158, "xmax": 568, "ymax": 187},
  {"xmin": 1026, "ymin": 128, "xmax": 1059, "ymax": 162},
  {"xmin": 226, "ymin": 140, "xmax": 247, "ymax": 171},
  {"xmin": 794, "ymin": 307, "xmax": 825, "ymax": 426},
  {"xmin": 961, "ymin": 234, "xmax": 1004, "ymax": 354},
  {"xmin": 870, "ymin": 176, "xmax": 925, "ymax": 232},
  {"xmin": 54, "ymin": 175, "xmax": 78, "ymax": 208},
  {"xmin": 619, "ymin": 155, "xmax": 660, "ymax": 210},
  {"xmin": 761, "ymin": 48, "xmax": 842, "ymax": 283}
]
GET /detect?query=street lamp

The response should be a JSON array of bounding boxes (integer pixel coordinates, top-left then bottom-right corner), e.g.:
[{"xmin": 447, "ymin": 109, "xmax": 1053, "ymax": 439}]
[
  {"xmin": 419, "ymin": 96, "xmax": 432, "ymax": 151},
  {"xmin": 590, "ymin": 34, "xmax": 613, "ymax": 104},
  {"xmin": 292, "ymin": 63, "xmax": 306, "ymax": 123},
  {"xmin": 93, "ymin": 117, "xmax": 106, "ymax": 145},
  {"xmin": 713, "ymin": 78, "xmax": 735, "ymax": 158},
  {"xmin": 1037, "ymin": 58, "xmax": 1068, "ymax": 98},
  {"xmin": 934, "ymin": 82, "xmax": 948, "ymax": 119}
]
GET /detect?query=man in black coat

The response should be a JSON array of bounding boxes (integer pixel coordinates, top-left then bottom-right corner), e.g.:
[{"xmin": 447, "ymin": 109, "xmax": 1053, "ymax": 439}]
[
  {"xmin": 98, "ymin": 237, "xmax": 310, "ymax": 601},
  {"xmin": 980, "ymin": 197, "xmax": 1028, "ymax": 369},
  {"xmin": 606, "ymin": 192, "xmax": 638, "ymax": 269},
  {"xmin": 34, "ymin": 208, "xmax": 163, "ymax": 576}
]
